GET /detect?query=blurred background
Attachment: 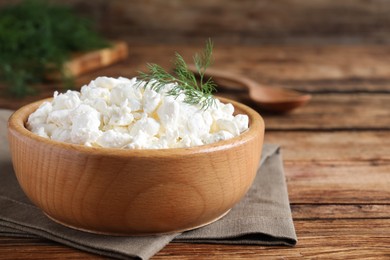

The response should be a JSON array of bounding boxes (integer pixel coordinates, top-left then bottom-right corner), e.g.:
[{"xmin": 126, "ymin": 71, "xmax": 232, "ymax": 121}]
[
  {"xmin": 1, "ymin": 0, "xmax": 390, "ymax": 110},
  {"xmin": 1, "ymin": 0, "xmax": 389, "ymax": 45}
]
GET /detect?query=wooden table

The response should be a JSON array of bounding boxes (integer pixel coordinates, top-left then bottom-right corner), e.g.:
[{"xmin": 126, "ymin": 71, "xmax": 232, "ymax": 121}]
[{"xmin": 1, "ymin": 44, "xmax": 389, "ymax": 259}]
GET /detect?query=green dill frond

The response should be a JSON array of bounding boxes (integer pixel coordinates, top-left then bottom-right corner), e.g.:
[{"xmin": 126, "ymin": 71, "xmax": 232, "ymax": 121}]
[
  {"xmin": 138, "ymin": 39, "xmax": 217, "ymax": 110},
  {"xmin": 0, "ymin": 0, "xmax": 109, "ymax": 97},
  {"xmin": 194, "ymin": 38, "xmax": 213, "ymax": 74}
]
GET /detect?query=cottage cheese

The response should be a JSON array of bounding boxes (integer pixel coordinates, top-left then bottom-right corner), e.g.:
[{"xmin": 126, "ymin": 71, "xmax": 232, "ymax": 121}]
[{"xmin": 27, "ymin": 76, "xmax": 249, "ymax": 149}]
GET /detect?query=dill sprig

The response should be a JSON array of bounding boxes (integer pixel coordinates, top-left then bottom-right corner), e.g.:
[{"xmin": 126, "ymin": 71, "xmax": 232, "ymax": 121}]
[{"xmin": 138, "ymin": 39, "xmax": 217, "ymax": 109}]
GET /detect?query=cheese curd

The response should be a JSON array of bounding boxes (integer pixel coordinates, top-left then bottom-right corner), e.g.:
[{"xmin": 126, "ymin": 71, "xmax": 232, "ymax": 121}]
[{"xmin": 27, "ymin": 76, "xmax": 249, "ymax": 149}]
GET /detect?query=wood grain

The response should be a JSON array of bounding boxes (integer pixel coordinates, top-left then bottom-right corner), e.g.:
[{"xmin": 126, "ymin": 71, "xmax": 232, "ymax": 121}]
[
  {"xmin": 102, "ymin": 44, "xmax": 390, "ymax": 86},
  {"xmin": 1, "ymin": 43, "xmax": 390, "ymax": 258},
  {"xmin": 46, "ymin": 41, "xmax": 129, "ymax": 79},
  {"xmin": 0, "ymin": 237, "xmax": 104, "ymax": 259},
  {"xmin": 159, "ymin": 220, "xmax": 390, "ymax": 259},
  {"xmin": 263, "ymin": 94, "xmax": 390, "ymax": 130},
  {"xmin": 265, "ymin": 131, "xmax": 390, "ymax": 162},
  {"xmin": 291, "ymin": 204, "xmax": 390, "ymax": 219},
  {"xmin": 286, "ymin": 162, "xmax": 390, "ymax": 204},
  {"xmin": 1, "ymin": 219, "xmax": 389, "ymax": 259},
  {"xmin": 10, "ymin": 0, "xmax": 389, "ymax": 45},
  {"xmin": 3, "ymin": 45, "xmax": 390, "ymax": 110}
]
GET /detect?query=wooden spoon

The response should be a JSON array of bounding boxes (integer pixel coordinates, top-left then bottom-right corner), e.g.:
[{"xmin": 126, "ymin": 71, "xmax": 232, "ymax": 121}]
[{"xmin": 188, "ymin": 65, "xmax": 311, "ymax": 113}]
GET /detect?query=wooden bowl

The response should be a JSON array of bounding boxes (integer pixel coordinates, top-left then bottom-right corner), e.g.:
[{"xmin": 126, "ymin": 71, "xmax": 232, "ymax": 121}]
[{"xmin": 7, "ymin": 97, "xmax": 264, "ymax": 235}]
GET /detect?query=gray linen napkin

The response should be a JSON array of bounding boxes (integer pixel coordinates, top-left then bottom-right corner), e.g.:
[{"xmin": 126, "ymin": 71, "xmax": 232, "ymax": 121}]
[{"xmin": 0, "ymin": 109, "xmax": 296, "ymax": 259}]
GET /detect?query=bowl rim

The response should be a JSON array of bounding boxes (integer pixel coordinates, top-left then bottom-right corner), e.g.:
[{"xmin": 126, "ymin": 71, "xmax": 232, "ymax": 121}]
[{"xmin": 8, "ymin": 96, "xmax": 264, "ymax": 158}]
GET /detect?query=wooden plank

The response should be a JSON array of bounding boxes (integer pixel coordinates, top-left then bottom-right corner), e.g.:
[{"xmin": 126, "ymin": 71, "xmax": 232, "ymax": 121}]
[
  {"xmin": 262, "ymin": 93, "xmax": 390, "ymax": 130},
  {"xmin": 294, "ymin": 219, "xmax": 390, "ymax": 236},
  {"xmin": 0, "ymin": 237, "xmax": 102, "ymax": 259},
  {"xmin": 286, "ymin": 162, "xmax": 390, "ymax": 204},
  {"xmin": 3, "ymin": 45, "xmax": 390, "ymax": 110},
  {"xmin": 159, "ymin": 220, "xmax": 390, "ymax": 259},
  {"xmin": 46, "ymin": 41, "xmax": 129, "ymax": 80},
  {"xmin": 61, "ymin": 0, "xmax": 390, "ymax": 45},
  {"xmin": 159, "ymin": 236, "xmax": 390, "ymax": 259},
  {"xmin": 1, "ymin": 219, "xmax": 389, "ymax": 259},
  {"xmin": 213, "ymin": 45, "xmax": 390, "ymax": 83},
  {"xmin": 292, "ymin": 204, "xmax": 390, "ymax": 219},
  {"xmin": 265, "ymin": 131, "xmax": 390, "ymax": 162},
  {"xmin": 79, "ymin": 45, "xmax": 390, "ymax": 91},
  {"xmin": 268, "ymin": 79, "xmax": 390, "ymax": 94},
  {"xmin": 135, "ymin": 44, "xmax": 390, "ymax": 86}
]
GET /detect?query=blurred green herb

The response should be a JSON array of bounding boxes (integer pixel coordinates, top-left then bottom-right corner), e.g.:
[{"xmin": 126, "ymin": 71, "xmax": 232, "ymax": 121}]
[
  {"xmin": 0, "ymin": 0, "xmax": 110, "ymax": 97},
  {"xmin": 138, "ymin": 39, "xmax": 217, "ymax": 110}
]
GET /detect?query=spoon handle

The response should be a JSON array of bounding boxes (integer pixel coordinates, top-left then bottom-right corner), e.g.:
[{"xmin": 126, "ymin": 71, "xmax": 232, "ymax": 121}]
[
  {"xmin": 188, "ymin": 65, "xmax": 311, "ymax": 113},
  {"xmin": 187, "ymin": 65, "xmax": 258, "ymax": 91}
]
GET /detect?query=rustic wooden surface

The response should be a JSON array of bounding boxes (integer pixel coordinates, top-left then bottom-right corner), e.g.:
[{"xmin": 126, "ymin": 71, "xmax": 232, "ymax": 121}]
[
  {"xmin": 2, "ymin": 0, "xmax": 390, "ymax": 44},
  {"xmin": 1, "ymin": 44, "xmax": 390, "ymax": 259}
]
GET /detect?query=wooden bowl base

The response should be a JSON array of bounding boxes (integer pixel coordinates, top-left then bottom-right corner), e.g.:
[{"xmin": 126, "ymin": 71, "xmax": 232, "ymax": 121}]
[{"xmin": 43, "ymin": 209, "xmax": 231, "ymax": 236}]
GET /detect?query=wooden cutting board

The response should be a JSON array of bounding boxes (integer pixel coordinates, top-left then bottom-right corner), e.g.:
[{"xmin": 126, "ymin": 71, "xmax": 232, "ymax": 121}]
[
  {"xmin": 46, "ymin": 41, "xmax": 129, "ymax": 80},
  {"xmin": 0, "ymin": 41, "xmax": 129, "ymax": 110}
]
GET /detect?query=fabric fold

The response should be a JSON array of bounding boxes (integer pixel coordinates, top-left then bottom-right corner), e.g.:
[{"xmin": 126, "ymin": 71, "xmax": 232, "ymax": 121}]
[{"xmin": 176, "ymin": 145, "xmax": 297, "ymax": 246}]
